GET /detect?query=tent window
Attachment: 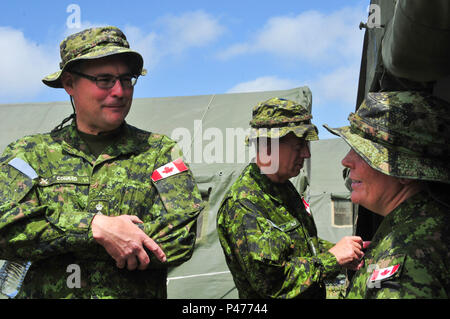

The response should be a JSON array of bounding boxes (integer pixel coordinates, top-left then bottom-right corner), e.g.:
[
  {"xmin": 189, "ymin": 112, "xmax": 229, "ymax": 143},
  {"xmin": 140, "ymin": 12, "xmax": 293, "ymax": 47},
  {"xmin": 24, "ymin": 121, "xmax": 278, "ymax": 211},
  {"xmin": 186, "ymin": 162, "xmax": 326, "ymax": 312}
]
[{"xmin": 331, "ymin": 198, "xmax": 353, "ymax": 227}]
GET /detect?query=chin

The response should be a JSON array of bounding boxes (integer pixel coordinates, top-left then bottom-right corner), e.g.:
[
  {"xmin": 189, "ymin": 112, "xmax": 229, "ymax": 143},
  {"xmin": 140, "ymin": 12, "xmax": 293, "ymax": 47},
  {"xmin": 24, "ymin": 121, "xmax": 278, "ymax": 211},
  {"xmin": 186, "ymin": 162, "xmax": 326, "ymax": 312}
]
[
  {"xmin": 350, "ymin": 193, "xmax": 363, "ymax": 206},
  {"xmin": 292, "ymin": 167, "xmax": 302, "ymax": 177}
]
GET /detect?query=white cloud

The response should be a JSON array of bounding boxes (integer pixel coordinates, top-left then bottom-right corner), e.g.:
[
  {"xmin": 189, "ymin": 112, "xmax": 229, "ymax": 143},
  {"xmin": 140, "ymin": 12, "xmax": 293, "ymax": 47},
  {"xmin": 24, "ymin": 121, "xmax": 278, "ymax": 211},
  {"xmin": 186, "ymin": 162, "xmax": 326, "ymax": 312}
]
[
  {"xmin": 0, "ymin": 27, "xmax": 59, "ymax": 102},
  {"xmin": 123, "ymin": 25, "xmax": 160, "ymax": 70},
  {"xmin": 217, "ymin": 43, "xmax": 251, "ymax": 60},
  {"xmin": 126, "ymin": 11, "xmax": 225, "ymax": 70},
  {"xmin": 227, "ymin": 76, "xmax": 298, "ymax": 93},
  {"xmin": 159, "ymin": 10, "xmax": 225, "ymax": 54},
  {"xmin": 310, "ymin": 64, "xmax": 361, "ymax": 106},
  {"xmin": 224, "ymin": 6, "xmax": 365, "ymax": 119},
  {"xmin": 219, "ymin": 7, "xmax": 364, "ymax": 64}
]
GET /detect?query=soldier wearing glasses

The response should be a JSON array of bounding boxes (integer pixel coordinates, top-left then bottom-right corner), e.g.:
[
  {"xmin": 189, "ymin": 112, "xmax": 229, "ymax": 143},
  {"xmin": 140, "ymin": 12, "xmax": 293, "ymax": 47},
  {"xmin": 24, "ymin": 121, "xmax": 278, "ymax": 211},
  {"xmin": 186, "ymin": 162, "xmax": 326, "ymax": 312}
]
[{"xmin": 0, "ymin": 26, "xmax": 203, "ymax": 298}]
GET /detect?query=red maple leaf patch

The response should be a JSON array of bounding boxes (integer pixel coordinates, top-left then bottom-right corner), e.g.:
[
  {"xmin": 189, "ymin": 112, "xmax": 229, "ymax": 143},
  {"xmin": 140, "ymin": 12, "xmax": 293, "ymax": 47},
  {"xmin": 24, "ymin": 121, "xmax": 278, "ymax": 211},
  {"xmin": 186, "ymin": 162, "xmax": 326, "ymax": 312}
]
[
  {"xmin": 381, "ymin": 269, "xmax": 390, "ymax": 276},
  {"xmin": 162, "ymin": 166, "xmax": 174, "ymax": 174}
]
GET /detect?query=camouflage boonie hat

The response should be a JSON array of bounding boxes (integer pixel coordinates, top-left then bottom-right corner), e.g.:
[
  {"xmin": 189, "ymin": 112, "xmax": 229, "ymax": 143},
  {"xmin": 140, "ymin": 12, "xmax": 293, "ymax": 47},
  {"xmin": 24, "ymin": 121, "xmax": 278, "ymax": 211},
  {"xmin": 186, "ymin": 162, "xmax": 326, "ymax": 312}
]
[
  {"xmin": 324, "ymin": 91, "xmax": 450, "ymax": 183},
  {"xmin": 43, "ymin": 26, "xmax": 146, "ymax": 88},
  {"xmin": 247, "ymin": 92, "xmax": 319, "ymax": 143}
]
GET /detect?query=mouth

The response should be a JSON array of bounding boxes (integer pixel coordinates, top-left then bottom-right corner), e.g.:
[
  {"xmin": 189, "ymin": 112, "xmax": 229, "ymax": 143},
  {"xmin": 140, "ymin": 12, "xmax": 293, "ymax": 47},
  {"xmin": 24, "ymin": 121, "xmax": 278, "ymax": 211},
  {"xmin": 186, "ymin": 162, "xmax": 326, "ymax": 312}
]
[
  {"xmin": 350, "ymin": 177, "xmax": 362, "ymax": 189},
  {"xmin": 103, "ymin": 104, "xmax": 128, "ymax": 113},
  {"xmin": 104, "ymin": 104, "xmax": 125, "ymax": 108}
]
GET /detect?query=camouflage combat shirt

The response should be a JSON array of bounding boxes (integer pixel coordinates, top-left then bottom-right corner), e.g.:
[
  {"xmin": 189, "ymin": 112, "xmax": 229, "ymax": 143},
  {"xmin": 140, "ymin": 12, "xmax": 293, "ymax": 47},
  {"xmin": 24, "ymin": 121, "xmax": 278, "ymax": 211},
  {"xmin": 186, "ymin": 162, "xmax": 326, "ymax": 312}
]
[
  {"xmin": 217, "ymin": 163, "xmax": 341, "ymax": 299},
  {"xmin": 346, "ymin": 191, "xmax": 450, "ymax": 299},
  {"xmin": 0, "ymin": 121, "xmax": 203, "ymax": 298}
]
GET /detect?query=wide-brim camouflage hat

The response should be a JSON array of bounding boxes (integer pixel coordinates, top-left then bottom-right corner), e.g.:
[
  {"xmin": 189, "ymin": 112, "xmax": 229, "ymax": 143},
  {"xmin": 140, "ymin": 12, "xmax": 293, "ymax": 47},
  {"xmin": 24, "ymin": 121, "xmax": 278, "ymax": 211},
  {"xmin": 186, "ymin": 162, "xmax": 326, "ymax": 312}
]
[
  {"xmin": 43, "ymin": 26, "xmax": 146, "ymax": 88},
  {"xmin": 323, "ymin": 91, "xmax": 450, "ymax": 183},
  {"xmin": 247, "ymin": 90, "xmax": 319, "ymax": 143}
]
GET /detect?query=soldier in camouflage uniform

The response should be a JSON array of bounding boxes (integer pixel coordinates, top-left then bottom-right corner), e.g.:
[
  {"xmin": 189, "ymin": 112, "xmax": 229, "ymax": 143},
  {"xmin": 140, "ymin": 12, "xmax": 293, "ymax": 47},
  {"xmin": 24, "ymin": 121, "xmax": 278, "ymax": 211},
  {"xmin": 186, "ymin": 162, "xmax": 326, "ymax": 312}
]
[
  {"xmin": 217, "ymin": 93, "xmax": 366, "ymax": 299},
  {"xmin": 0, "ymin": 26, "xmax": 203, "ymax": 298},
  {"xmin": 324, "ymin": 91, "xmax": 450, "ymax": 298}
]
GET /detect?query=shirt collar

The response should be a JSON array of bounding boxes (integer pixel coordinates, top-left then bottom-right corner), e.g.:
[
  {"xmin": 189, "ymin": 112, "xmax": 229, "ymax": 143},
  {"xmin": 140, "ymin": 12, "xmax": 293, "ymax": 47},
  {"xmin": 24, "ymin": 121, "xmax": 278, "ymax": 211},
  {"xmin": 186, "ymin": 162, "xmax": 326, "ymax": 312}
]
[{"xmin": 51, "ymin": 120, "xmax": 151, "ymax": 162}]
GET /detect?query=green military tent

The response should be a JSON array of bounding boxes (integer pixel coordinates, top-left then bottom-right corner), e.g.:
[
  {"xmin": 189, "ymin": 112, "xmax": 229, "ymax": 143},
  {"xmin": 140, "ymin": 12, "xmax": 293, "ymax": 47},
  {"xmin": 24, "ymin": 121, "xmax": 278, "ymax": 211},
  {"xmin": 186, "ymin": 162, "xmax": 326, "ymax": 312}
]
[{"xmin": 0, "ymin": 86, "xmax": 353, "ymax": 298}]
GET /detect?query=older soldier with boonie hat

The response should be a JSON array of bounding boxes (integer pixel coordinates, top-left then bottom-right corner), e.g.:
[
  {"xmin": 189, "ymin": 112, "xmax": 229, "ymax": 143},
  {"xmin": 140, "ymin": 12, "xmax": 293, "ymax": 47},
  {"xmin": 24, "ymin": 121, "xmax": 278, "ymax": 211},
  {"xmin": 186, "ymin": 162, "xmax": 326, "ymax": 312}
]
[
  {"xmin": 217, "ymin": 89, "xmax": 366, "ymax": 299},
  {"xmin": 324, "ymin": 91, "xmax": 450, "ymax": 298},
  {"xmin": 247, "ymin": 93, "xmax": 319, "ymax": 142},
  {"xmin": 0, "ymin": 26, "xmax": 203, "ymax": 298}
]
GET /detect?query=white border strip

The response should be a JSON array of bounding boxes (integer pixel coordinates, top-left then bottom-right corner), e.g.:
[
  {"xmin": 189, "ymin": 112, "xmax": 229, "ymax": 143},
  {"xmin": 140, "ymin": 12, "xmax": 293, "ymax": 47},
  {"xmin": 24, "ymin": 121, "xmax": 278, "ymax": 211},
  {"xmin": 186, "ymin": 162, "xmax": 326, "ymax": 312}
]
[{"xmin": 167, "ymin": 271, "xmax": 230, "ymax": 284}]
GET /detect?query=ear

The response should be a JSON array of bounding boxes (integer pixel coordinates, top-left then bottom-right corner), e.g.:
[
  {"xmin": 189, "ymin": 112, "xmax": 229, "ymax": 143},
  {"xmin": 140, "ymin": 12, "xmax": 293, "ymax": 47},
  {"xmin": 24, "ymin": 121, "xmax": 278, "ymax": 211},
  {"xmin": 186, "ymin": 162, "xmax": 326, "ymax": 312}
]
[{"xmin": 61, "ymin": 71, "xmax": 75, "ymax": 96}]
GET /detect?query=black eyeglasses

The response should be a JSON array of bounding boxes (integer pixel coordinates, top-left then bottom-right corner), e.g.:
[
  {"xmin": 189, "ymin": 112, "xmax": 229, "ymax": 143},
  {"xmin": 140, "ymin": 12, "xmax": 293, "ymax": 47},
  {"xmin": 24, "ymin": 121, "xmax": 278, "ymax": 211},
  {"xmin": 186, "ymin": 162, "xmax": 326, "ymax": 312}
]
[{"xmin": 70, "ymin": 70, "xmax": 138, "ymax": 89}]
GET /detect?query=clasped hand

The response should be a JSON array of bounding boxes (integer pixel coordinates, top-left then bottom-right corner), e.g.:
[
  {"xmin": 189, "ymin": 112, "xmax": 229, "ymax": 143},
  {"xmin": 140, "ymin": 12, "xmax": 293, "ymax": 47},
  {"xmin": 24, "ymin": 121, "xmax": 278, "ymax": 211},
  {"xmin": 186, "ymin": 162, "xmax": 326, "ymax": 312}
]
[{"xmin": 91, "ymin": 214, "xmax": 166, "ymax": 270}]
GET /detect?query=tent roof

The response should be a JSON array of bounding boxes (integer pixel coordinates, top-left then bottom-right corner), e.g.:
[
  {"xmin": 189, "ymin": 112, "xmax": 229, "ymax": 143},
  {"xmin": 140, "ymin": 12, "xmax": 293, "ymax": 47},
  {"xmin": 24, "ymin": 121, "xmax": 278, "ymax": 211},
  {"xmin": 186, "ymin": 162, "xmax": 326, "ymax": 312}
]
[{"xmin": 0, "ymin": 86, "xmax": 311, "ymax": 154}]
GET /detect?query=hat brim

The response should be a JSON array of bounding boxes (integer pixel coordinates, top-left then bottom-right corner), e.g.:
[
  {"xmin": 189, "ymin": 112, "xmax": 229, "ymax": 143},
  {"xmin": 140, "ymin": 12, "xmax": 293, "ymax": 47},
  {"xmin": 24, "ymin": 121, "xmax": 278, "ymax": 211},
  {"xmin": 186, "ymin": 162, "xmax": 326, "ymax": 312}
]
[
  {"xmin": 42, "ymin": 48, "xmax": 146, "ymax": 88},
  {"xmin": 247, "ymin": 124, "xmax": 319, "ymax": 143},
  {"xmin": 323, "ymin": 124, "xmax": 450, "ymax": 183}
]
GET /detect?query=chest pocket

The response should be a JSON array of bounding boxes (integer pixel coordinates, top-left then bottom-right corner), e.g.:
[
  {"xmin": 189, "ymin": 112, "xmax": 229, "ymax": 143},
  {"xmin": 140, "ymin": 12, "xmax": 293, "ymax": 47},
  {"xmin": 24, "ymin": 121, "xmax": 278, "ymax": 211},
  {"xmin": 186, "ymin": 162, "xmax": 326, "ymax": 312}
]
[
  {"xmin": 240, "ymin": 198, "xmax": 316, "ymax": 260},
  {"xmin": 276, "ymin": 218, "xmax": 318, "ymax": 257},
  {"xmin": 37, "ymin": 174, "xmax": 90, "ymax": 211},
  {"xmin": 0, "ymin": 158, "xmax": 37, "ymax": 203}
]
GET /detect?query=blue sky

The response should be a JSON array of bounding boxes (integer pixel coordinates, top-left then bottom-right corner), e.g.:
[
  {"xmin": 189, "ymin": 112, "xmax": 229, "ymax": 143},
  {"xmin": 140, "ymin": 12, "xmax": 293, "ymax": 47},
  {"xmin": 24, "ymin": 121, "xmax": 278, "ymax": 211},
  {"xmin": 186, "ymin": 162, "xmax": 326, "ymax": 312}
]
[{"xmin": 0, "ymin": 0, "xmax": 369, "ymax": 138}]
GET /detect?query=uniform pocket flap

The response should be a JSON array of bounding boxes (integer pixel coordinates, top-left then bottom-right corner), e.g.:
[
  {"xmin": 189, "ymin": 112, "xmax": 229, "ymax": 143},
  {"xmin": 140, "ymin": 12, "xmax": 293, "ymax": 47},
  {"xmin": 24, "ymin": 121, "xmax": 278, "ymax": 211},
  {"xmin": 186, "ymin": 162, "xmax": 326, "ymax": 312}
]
[{"xmin": 277, "ymin": 219, "xmax": 301, "ymax": 232}]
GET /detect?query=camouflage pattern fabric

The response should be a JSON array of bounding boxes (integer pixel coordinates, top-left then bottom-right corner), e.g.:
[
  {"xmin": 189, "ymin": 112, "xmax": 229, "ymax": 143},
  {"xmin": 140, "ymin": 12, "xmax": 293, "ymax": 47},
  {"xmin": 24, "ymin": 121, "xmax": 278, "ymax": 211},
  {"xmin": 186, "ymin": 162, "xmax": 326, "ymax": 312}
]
[
  {"xmin": 247, "ymin": 96, "xmax": 319, "ymax": 143},
  {"xmin": 0, "ymin": 121, "xmax": 203, "ymax": 298},
  {"xmin": 216, "ymin": 163, "xmax": 341, "ymax": 299},
  {"xmin": 324, "ymin": 91, "xmax": 450, "ymax": 183},
  {"xmin": 345, "ymin": 192, "xmax": 450, "ymax": 298},
  {"xmin": 43, "ymin": 26, "xmax": 146, "ymax": 88}
]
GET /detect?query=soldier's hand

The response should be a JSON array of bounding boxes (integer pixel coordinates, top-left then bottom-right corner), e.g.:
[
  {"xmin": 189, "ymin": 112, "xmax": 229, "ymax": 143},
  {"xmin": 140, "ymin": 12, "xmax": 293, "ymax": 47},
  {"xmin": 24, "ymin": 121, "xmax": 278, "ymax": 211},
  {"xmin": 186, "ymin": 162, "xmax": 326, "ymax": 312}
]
[
  {"xmin": 91, "ymin": 214, "xmax": 167, "ymax": 270},
  {"xmin": 328, "ymin": 236, "xmax": 364, "ymax": 270}
]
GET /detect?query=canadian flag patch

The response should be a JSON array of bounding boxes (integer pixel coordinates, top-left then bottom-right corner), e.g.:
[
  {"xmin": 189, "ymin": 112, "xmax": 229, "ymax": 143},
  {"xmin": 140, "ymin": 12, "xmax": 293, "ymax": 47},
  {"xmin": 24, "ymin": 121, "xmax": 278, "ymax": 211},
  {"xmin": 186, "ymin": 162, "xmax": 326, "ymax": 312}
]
[
  {"xmin": 151, "ymin": 158, "xmax": 188, "ymax": 182},
  {"xmin": 370, "ymin": 264, "xmax": 400, "ymax": 282},
  {"xmin": 302, "ymin": 197, "xmax": 311, "ymax": 215}
]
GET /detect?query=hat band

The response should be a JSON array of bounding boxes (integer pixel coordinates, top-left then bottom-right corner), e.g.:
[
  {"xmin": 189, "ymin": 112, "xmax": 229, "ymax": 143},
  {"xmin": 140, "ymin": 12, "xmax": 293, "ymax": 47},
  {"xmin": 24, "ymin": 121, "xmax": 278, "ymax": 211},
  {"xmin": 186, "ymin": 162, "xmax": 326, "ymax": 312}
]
[
  {"xmin": 349, "ymin": 113, "xmax": 449, "ymax": 158},
  {"xmin": 60, "ymin": 35, "xmax": 130, "ymax": 69},
  {"xmin": 250, "ymin": 116, "xmax": 312, "ymax": 128}
]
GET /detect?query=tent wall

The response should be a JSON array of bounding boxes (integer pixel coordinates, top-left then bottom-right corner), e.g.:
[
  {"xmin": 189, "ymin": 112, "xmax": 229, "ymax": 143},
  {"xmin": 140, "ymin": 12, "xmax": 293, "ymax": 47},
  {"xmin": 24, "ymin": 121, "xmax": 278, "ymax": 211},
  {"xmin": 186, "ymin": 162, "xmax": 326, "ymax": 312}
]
[{"xmin": 308, "ymin": 138, "xmax": 352, "ymax": 243}]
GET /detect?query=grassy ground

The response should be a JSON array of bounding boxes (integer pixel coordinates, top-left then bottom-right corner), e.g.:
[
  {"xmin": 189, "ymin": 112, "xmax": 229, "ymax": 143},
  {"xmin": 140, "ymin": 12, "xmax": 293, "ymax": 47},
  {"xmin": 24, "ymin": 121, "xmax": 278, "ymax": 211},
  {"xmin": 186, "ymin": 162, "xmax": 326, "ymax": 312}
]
[{"xmin": 325, "ymin": 273, "xmax": 347, "ymax": 299}]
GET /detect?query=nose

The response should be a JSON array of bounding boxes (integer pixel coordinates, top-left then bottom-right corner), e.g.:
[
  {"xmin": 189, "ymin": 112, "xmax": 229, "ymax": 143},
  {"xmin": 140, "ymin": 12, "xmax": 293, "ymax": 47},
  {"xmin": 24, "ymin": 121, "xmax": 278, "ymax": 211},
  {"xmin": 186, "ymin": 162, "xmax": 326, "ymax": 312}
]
[
  {"xmin": 110, "ymin": 79, "xmax": 125, "ymax": 97},
  {"xmin": 341, "ymin": 149, "xmax": 355, "ymax": 168},
  {"xmin": 300, "ymin": 144, "xmax": 311, "ymax": 158}
]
